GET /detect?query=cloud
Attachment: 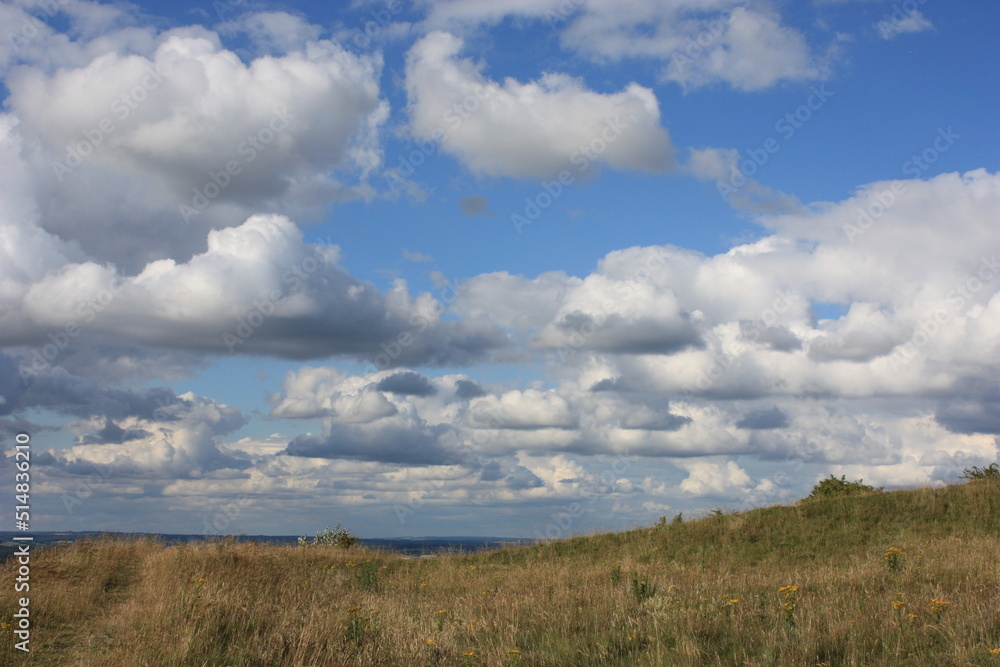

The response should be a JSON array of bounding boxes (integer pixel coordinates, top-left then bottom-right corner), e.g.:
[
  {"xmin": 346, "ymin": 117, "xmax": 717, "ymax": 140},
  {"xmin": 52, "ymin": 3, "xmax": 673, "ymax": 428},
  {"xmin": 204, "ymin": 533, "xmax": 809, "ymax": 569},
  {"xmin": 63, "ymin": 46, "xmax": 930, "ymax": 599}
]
[
  {"xmin": 676, "ymin": 459, "xmax": 752, "ymax": 497},
  {"xmin": 454, "ymin": 379, "xmax": 486, "ymax": 399},
  {"xmin": 807, "ymin": 303, "xmax": 906, "ymax": 362},
  {"xmin": 405, "ymin": 31, "xmax": 674, "ymax": 179},
  {"xmin": 402, "ymin": 249, "xmax": 433, "ymax": 262},
  {"xmin": 422, "ymin": 1, "xmax": 827, "ymax": 91},
  {"xmin": 2, "ymin": 1, "xmax": 995, "ymax": 538},
  {"xmin": 446, "ymin": 170, "xmax": 1000, "ymax": 418},
  {"xmin": 285, "ymin": 416, "xmax": 462, "ymax": 465},
  {"xmin": 2, "ymin": 214, "xmax": 511, "ymax": 366},
  {"xmin": 742, "ymin": 323, "xmax": 802, "ymax": 352},
  {"xmin": 449, "ymin": 171, "xmax": 1000, "ymax": 405},
  {"xmin": 532, "ymin": 311, "xmax": 704, "ymax": 355},
  {"xmin": 377, "ymin": 371, "xmax": 438, "ymax": 396},
  {"xmin": 1, "ymin": 1, "xmax": 154, "ymax": 77},
  {"xmin": 218, "ymin": 11, "xmax": 324, "ymax": 53},
  {"xmin": 687, "ymin": 147, "xmax": 802, "ymax": 213},
  {"xmin": 467, "ymin": 390, "xmax": 577, "ymax": 430},
  {"xmin": 78, "ymin": 418, "xmax": 153, "ymax": 445},
  {"xmin": 876, "ymin": 9, "xmax": 933, "ymax": 40},
  {"xmin": 16, "ymin": 369, "xmax": 186, "ymax": 422},
  {"xmin": 32, "ymin": 389, "xmax": 249, "ymax": 479},
  {"xmin": 619, "ymin": 406, "xmax": 691, "ymax": 431},
  {"xmin": 4, "ymin": 15, "xmax": 387, "ymax": 271},
  {"xmin": 451, "ymin": 270, "xmax": 580, "ymax": 333},
  {"xmin": 934, "ymin": 379, "xmax": 1000, "ymax": 435},
  {"xmin": 477, "ymin": 459, "xmax": 543, "ymax": 488},
  {"xmin": 456, "ymin": 258, "xmax": 706, "ymax": 356},
  {"xmin": 735, "ymin": 407, "xmax": 789, "ymax": 431},
  {"xmin": 650, "ymin": 6, "xmax": 823, "ymax": 91},
  {"xmin": 269, "ymin": 367, "xmax": 401, "ymax": 423}
]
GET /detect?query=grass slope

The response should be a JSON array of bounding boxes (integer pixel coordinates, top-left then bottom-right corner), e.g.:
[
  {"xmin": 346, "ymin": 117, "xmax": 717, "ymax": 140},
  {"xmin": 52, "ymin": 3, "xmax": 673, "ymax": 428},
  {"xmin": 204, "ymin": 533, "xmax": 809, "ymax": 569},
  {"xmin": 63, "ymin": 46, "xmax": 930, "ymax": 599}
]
[{"xmin": 2, "ymin": 480, "xmax": 999, "ymax": 666}]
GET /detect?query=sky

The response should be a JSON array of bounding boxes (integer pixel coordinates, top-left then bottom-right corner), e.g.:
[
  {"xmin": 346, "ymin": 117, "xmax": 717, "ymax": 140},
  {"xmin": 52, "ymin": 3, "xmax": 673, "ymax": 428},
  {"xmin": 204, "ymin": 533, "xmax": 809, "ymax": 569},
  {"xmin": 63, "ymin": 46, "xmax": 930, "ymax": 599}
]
[{"xmin": 0, "ymin": 0, "xmax": 998, "ymax": 539}]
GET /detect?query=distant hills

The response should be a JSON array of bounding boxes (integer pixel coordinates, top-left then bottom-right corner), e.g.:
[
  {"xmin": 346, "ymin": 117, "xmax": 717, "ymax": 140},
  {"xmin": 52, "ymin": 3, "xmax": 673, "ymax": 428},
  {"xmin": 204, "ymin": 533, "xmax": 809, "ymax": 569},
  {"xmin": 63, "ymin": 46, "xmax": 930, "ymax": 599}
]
[{"xmin": 0, "ymin": 531, "xmax": 526, "ymax": 561}]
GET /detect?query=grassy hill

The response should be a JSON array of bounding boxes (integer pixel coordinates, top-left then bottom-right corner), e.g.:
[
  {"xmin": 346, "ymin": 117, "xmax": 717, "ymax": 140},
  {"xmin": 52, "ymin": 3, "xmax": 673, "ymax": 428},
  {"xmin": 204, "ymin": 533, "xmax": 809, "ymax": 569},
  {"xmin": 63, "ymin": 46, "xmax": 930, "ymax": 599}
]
[{"xmin": 2, "ymin": 479, "xmax": 999, "ymax": 666}]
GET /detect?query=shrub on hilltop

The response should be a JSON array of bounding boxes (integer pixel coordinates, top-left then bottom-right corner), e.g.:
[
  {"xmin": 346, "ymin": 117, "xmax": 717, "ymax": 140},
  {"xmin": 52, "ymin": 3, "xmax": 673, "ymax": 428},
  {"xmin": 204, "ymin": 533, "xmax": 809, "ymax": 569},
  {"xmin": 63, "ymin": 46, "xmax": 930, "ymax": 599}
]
[
  {"xmin": 960, "ymin": 463, "xmax": 999, "ymax": 480},
  {"xmin": 297, "ymin": 523, "xmax": 359, "ymax": 549},
  {"xmin": 803, "ymin": 474, "xmax": 882, "ymax": 501}
]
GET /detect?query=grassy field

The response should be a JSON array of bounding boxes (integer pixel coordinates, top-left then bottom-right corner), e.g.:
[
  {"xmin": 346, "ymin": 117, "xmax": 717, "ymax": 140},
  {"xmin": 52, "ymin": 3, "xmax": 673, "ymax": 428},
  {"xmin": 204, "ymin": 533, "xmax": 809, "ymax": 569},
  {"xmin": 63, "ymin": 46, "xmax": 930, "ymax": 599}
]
[{"xmin": 2, "ymin": 479, "xmax": 999, "ymax": 666}]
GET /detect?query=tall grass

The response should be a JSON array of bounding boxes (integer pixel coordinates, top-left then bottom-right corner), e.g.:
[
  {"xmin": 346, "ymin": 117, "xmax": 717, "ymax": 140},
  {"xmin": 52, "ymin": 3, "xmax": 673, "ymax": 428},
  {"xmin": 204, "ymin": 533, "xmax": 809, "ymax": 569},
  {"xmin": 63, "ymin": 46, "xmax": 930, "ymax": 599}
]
[{"xmin": 2, "ymin": 479, "xmax": 999, "ymax": 665}]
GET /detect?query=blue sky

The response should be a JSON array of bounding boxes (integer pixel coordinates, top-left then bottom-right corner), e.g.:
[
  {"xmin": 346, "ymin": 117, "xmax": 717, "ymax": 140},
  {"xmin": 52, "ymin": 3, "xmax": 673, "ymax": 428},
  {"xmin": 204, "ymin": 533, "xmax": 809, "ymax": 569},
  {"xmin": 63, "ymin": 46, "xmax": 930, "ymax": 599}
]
[{"xmin": 0, "ymin": 0, "xmax": 998, "ymax": 538}]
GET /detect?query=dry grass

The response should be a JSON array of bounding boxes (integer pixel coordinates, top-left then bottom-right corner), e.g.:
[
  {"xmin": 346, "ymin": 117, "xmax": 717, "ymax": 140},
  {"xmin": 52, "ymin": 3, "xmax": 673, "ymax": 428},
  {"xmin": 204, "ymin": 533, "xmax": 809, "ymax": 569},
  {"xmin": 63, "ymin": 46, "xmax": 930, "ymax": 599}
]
[{"xmin": 2, "ymin": 480, "xmax": 1000, "ymax": 665}]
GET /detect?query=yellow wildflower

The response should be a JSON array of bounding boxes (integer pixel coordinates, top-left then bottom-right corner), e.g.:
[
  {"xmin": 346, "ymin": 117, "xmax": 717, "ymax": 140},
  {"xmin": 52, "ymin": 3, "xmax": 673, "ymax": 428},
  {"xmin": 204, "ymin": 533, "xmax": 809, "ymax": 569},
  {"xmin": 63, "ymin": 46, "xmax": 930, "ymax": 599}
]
[{"xmin": 929, "ymin": 597, "xmax": 951, "ymax": 610}]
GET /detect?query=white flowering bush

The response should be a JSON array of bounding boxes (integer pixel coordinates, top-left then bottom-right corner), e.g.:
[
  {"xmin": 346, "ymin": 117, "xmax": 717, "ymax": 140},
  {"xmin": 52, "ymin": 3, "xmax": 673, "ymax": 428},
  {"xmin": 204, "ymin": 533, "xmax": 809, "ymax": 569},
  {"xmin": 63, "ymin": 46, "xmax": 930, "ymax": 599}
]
[{"xmin": 298, "ymin": 523, "xmax": 359, "ymax": 549}]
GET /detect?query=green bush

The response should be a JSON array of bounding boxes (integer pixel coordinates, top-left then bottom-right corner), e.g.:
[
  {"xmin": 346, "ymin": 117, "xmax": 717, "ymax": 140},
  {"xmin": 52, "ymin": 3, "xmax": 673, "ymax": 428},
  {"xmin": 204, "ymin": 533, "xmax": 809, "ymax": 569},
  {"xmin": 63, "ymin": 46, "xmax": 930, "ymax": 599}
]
[
  {"xmin": 297, "ymin": 523, "xmax": 359, "ymax": 549},
  {"xmin": 960, "ymin": 463, "xmax": 1000, "ymax": 480},
  {"xmin": 630, "ymin": 573, "xmax": 657, "ymax": 602},
  {"xmin": 805, "ymin": 475, "xmax": 882, "ymax": 501},
  {"xmin": 356, "ymin": 561, "xmax": 379, "ymax": 591}
]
